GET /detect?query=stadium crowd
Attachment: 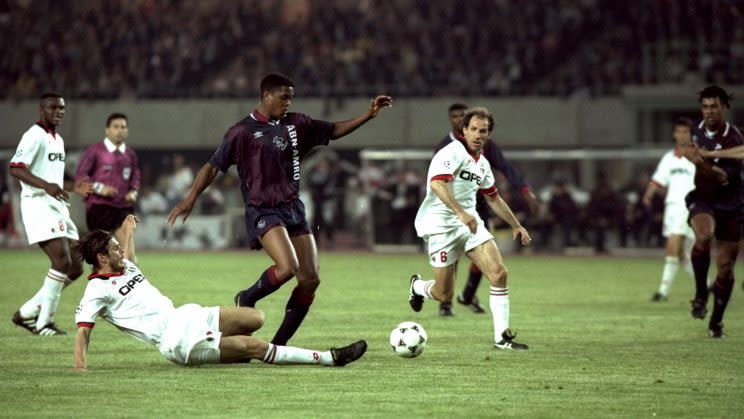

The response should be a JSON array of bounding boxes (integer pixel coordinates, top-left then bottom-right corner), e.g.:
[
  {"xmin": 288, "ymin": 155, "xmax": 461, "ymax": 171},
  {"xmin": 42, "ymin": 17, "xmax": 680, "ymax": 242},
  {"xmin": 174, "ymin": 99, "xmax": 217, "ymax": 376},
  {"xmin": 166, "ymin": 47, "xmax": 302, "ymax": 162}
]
[{"xmin": 2, "ymin": 0, "xmax": 742, "ymax": 99}]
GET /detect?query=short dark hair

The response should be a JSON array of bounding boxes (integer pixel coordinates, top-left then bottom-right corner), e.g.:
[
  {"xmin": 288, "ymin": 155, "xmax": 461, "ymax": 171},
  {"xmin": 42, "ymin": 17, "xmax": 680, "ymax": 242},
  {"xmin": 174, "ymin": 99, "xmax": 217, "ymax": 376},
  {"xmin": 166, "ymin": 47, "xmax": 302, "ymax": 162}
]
[
  {"xmin": 673, "ymin": 116, "xmax": 693, "ymax": 129},
  {"xmin": 698, "ymin": 85, "xmax": 734, "ymax": 107},
  {"xmin": 260, "ymin": 73, "xmax": 294, "ymax": 95},
  {"xmin": 448, "ymin": 103, "xmax": 468, "ymax": 113},
  {"xmin": 462, "ymin": 107, "xmax": 495, "ymax": 133},
  {"xmin": 106, "ymin": 113, "xmax": 127, "ymax": 127},
  {"xmin": 75, "ymin": 229, "xmax": 113, "ymax": 269},
  {"xmin": 40, "ymin": 92, "xmax": 62, "ymax": 101}
]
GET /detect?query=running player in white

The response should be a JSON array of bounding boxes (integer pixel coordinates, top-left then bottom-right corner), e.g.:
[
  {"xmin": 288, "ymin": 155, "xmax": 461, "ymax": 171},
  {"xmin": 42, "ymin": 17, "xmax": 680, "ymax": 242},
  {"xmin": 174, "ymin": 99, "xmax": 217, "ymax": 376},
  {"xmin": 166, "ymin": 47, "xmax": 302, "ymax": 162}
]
[
  {"xmin": 9, "ymin": 92, "xmax": 92, "ymax": 336},
  {"xmin": 641, "ymin": 117, "xmax": 705, "ymax": 301},
  {"xmin": 72, "ymin": 215, "xmax": 366, "ymax": 370},
  {"xmin": 407, "ymin": 107, "xmax": 532, "ymax": 350}
]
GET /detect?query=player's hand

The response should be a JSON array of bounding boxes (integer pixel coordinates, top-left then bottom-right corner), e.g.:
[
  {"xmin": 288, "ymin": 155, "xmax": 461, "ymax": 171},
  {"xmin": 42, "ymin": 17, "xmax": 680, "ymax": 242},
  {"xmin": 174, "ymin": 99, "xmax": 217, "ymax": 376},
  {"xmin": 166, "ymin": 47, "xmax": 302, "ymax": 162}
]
[
  {"xmin": 683, "ymin": 143, "xmax": 704, "ymax": 165},
  {"xmin": 513, "ymin": 226, "xmax": 531, "ymax": 246},
  {"xmin": 166, "ymin": 199, "xmax": 195, "ymax": 226},
  {"xmin": 73, "ymin": 179, "xmax": 94, "ymax": 197},
  {"xmin": 458, "ymin": 212, "xmax": 477, "ymax": 234},
  {"xmin": 100, "ymin": 185, "xmax": 118, "ymax": 197},
  {"xmin": 368, "ymin": 95, "xmax": 393, "ymax": 118},
  {"xmin": 45, "ymin": 183, "xmax": 70, "ymax": 201},
  {"xmin": 125, "ymin": 190, "xmax": 138, "ymax": 203},
  {"xmin": 122, "ymin": 214, "xmax": 138, "ymax": 231}
]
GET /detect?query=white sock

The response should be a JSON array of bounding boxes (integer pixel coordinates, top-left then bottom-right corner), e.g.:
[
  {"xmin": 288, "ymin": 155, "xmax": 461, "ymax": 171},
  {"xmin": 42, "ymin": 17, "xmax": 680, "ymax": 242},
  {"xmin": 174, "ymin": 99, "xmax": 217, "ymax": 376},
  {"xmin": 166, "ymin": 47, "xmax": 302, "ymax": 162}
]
[
  {"xmin": 262, "ymin": 343, "xmax": 334, "ymax": 366},
  {"xmin": 412, "ymin": 279, "xmax": 435, "ymax": 299},
  {"xmin": 489, "ymin": 286, "xmax": 509, "ymax": 342},
  {"xmin": 658, "ymin": 256, "xmax": 679, "ymax": 296},
  {"xmin": 35, "ymin": 269, "xmax": 67, "ymax": 330},
  {"xmin": 19, "ymin": 288, "xmax": 45, "ymax": 319}
]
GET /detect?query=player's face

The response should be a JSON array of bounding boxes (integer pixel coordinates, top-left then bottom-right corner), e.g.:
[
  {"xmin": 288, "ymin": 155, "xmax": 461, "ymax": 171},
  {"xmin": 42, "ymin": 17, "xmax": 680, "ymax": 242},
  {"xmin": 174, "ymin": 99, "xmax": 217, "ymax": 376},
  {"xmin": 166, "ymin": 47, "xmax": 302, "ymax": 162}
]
[
  {"xmin": 463, "ymin": 116, "xmax": 490, "ymax": 154},
  {"xmin": 39, "ymin": 97, "xmax": 65, "ymax": 127},
  {"xmin": 449, "ymin": 109, "xmax": 465, "ymax": 133},
  {"xmin": 105, "ymin": 118, "xmax": 128, "ymax": 145},
  {"xmin": 263, "ymin": 86, "xmax": 294, "ymax": 119},
  {"xmin": 673, "ymin": 125, "xmax": 691, "ymax": 149},
  {"xmin": 104, "ymin": 238, "xmax": 125, "ymax": 271},
  {"xmin": 700, "ymin": 97, "xmax": 727, "ymax": 129}
]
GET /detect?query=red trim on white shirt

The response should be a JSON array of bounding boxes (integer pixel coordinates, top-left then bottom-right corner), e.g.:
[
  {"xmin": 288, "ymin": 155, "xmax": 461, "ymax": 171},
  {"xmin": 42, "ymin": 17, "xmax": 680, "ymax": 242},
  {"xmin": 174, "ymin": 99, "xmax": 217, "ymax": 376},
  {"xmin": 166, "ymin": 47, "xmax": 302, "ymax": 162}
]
[
  {"xmin": 455, "ymin": 135, "xmax": 481, "ymax": 162},
  {"xmin": 87, "ymin": 271, "xmax": 124, "ymax": 280},
  {"xmin": 650, "ymin": 180, "xmax": 665, "ymax": 189},
  {"xmin": 479, "ymin": 185, "xmax": 498, "ymax": 196},
  {"xmin": 9, "ymin": 162, "xmax": 26, "ymax": 168},
  {"xmin": 77, "ymin": 322, "xmax": 95, "ymax": 329},
  {"xmin": 36, "ymin": 120, "xmax": 56, "ymax": 139},
  {"xmin": 431, "ymin": 174, "xmax": 454, "ymax": 182}
]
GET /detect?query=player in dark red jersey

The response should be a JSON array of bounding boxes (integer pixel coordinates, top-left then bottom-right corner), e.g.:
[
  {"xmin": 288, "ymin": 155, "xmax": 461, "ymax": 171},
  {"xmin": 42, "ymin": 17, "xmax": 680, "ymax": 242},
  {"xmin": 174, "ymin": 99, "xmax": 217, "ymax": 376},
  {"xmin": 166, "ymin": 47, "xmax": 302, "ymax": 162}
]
[
  {"xmin": 434, "ymin": 103, "xmax": 539, "ymax": 316},
  {"xmin": 167, "ymin": 73, "xmax": 392, "ymax": 345},
  {"xmin": 683, "ymin": 85, "xmax": 743, "ymax": 338}
]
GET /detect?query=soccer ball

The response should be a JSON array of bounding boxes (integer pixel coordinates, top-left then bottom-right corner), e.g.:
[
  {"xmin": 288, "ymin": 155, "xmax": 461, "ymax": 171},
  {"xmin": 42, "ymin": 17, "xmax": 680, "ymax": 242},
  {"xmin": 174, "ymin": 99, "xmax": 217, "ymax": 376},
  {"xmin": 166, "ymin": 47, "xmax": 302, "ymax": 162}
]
[{"xmin": 389, "ymin": 321, "xmax": 427, "ymax": 358}]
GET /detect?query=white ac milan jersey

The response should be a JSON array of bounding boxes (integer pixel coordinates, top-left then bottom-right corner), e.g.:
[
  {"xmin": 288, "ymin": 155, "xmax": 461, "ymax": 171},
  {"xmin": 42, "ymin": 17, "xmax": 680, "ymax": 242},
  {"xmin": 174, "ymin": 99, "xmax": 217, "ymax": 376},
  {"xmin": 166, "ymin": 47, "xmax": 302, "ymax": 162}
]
[
  {"xmin": 10, "ymin": 124, "xmax": 66, "ymax": 196},
  {"xmin": 650, "ymin": 149, "xmax": 696, "ymax": 205},
  {"xmin": 415, "ymin": 139, "xmax": 497, "ymax": 236},
  {"xmin": 75, "ymin": 260, "xmax": 175, "ymax": 346}
]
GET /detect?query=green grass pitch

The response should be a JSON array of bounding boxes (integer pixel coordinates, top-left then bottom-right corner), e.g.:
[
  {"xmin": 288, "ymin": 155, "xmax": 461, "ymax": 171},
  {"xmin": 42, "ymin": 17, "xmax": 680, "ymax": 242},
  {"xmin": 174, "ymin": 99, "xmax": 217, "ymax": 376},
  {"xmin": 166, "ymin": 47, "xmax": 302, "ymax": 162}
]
[{"xmin": 0, "ymin": 249, "xmax": 742, "ymax": 418}]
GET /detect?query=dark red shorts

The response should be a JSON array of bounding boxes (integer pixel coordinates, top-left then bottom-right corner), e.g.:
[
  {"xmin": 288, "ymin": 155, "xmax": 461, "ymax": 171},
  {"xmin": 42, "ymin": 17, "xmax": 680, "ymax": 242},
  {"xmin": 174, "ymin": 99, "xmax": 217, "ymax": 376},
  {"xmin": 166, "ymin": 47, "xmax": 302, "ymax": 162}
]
[{"xmin": 686, "ymin": 196, "xmax": 742, "ymax": 242}]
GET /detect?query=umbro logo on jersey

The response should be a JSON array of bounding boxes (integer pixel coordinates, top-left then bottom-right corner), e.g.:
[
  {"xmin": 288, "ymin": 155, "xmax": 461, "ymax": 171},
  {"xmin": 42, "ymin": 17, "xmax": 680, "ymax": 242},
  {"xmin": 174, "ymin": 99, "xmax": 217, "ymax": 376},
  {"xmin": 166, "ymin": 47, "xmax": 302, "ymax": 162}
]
[
  {"xmin": 257, "ymin": 219, "xmax": 266, "ymax": 229},
  {"xmin": 253, "ymin": 131, "xmax": 264, "ymax": 139},
  {"xmin": 273, "ymin": 136, "xmax": 287, "ymax": 151}
]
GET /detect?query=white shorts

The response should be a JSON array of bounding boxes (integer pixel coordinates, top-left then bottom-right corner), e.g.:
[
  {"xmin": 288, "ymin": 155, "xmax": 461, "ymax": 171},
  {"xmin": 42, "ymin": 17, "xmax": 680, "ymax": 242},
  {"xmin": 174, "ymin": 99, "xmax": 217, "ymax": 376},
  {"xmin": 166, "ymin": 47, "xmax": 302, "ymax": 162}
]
[
  {"xmin": 663, "ymin": 203, "xmax": 694, "ymax": 239},
  {"xmin": 158, "ymin": 304, "xmax": 221, "ymax": 366},
  {"xmin": 422, "ymin": 220, "xmax": 493, "ymax": 267},
  {"xmin": 20, "ymin": 194, "xmax": 79, "ymax": 245}
]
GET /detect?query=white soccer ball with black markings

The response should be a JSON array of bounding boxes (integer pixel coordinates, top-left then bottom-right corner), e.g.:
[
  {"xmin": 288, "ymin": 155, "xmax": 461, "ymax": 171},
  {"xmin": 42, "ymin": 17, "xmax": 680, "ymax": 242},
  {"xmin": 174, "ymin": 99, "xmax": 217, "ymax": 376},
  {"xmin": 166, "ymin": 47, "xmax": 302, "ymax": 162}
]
[{"xmin": 389, "ymin": 321, "xmax": 427, "ymax": 358}]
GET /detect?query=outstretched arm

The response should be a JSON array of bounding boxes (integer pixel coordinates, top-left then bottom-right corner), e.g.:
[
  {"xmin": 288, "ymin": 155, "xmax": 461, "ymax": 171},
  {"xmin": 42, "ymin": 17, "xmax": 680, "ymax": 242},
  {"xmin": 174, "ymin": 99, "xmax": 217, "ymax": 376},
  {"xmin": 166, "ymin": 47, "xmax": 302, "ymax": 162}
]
[
  {"xmin": 331, "ymin": 95, "xmax": 392, "ymax": 140},
  {"xmin": 166, "ymin": 163, "xmax": 219, "ymax": 225},
  {"xmin": 73, "ymin": 326, "xmax": 92, "ymax": 372},
  {"xmin": 684, "ymin": 146, "xmax": 728, "ymax": 183},
  {"xmin": 484, "ymin": 193, "xmax": 531, "ymax": 246},
  {"xmin": 699, "ymin": 144, "xmax": 744, "ymax": 159},
  {"xmin": 119, "ymin": 214, "xmax": 138, "ymax": 265}
]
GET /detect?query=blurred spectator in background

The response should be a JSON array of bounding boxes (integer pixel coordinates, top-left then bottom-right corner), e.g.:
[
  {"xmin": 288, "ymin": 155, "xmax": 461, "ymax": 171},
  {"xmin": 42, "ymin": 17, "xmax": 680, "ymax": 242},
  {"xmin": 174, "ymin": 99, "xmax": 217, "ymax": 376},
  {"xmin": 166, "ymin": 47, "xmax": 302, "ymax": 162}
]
[
  {"xmin": 137, "ymin": 186, "xmax": 168, "ymax": 217},
  {"xmin": 307, "ymin": 157, "xmax": 338, "ymax": 248},
  {"xmin": 586, "ymin": 173, "xmax": 627, "ymax": 253},
  {"xmin": 541, "ymin": 179, "xmax": 579, "ymax": 249},
  {"xmin": 165, "ymin": 154, "xmax": 194, "ymax": 208}
]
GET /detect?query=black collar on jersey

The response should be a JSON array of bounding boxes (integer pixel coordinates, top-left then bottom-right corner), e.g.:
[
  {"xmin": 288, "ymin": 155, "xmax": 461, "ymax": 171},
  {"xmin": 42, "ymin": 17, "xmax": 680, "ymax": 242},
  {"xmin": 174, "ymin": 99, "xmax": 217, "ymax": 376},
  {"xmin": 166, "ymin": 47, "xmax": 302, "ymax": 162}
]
[
  {"xmin": 87, "ymin": 271, "xmax": 124, "ymax": 280},
  {"xmin": 35, "ymin": 120, "xmax": 57, "ymax": 139},
  {"xmin": 455, "ymin": 135, "xmax": 482, "ymax": 162}
]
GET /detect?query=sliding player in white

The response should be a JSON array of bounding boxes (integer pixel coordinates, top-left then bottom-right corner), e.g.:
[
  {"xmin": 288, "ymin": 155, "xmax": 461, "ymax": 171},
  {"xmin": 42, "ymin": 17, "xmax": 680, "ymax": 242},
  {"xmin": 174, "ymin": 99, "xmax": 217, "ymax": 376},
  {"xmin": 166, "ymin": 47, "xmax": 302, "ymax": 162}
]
[
  {"xmin": 407, "ymin": 107, "xmax": 532, "ymax": 350},
  {"xmin": 73, "ymin": 215, "xmax": 366, "ymax": 370}
]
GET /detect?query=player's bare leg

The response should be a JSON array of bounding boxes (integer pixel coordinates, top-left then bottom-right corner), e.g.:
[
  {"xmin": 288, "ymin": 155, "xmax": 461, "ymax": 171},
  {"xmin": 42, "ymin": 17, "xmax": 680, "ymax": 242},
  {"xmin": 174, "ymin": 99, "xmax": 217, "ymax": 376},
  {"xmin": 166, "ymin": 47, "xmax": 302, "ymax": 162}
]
[
  {"xmin": 467, "ymin": 240, "xmax": 528, "ymax": 350},
  {"xmin": 408, "ymin": 264, "xmax": 456, "ymax": 312},
  {"xmin": 271, "ymin": 233, "xmax": 319, "ymax": 345},
  {"xmin": 708, "ymin": 240, "xmax": 739, "ymax": 337},
  {"xmin": 219, "ymin": 307, "xmax": 266, "ymax": 336},
  {"xmin": 689, "ymin": 213, "xmax": 715, "ymax": 319},
  {"xmin": 218, "ymin": 334, "xmax": 367, "ymax": 367},
  {"xmin": 235, "ymin": 227, "xmax": 297, "ymax": 308}
]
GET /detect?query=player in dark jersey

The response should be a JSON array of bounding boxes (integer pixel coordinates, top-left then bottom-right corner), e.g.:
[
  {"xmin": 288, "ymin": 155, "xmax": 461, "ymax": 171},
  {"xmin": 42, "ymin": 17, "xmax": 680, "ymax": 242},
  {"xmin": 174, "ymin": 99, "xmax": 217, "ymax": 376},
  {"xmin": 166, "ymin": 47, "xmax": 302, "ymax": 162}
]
[
  {"xmin": 683, "ymin": 85, "xmax": 743, "ymax": 338},
  {"xmin": 167, "ymin": 73, "xmax": 392, "ymax": 345},
  {"xmin": 435, "ymin": 103, "xmax": 540, "ymax": 316}
]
